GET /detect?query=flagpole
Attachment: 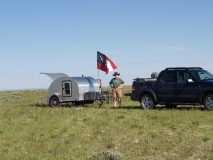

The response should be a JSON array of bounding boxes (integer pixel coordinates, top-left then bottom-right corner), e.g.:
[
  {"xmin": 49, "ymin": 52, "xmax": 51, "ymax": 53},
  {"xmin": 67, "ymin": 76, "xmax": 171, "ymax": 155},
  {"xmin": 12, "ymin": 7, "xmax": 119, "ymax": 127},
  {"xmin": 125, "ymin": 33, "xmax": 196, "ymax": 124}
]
[
  {"xmin": 97, "ymin": 68, "xmax": 102, "ymax": 93},
  {"xmin": 97, "ymin": 68, "xmax": 100, "ymax": 79},
  {"xmin": 97, "ymin": 52, "xmax": 102, "ymax": 93}
]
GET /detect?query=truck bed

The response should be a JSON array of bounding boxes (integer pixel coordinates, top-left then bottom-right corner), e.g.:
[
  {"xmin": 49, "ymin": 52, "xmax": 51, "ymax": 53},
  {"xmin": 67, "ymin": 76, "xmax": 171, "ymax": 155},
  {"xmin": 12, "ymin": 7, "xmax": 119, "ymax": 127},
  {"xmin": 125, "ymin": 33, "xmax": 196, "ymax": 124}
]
[{"xmin": 133, "ymin": 78, "xmax": 157, "ymax": 83}]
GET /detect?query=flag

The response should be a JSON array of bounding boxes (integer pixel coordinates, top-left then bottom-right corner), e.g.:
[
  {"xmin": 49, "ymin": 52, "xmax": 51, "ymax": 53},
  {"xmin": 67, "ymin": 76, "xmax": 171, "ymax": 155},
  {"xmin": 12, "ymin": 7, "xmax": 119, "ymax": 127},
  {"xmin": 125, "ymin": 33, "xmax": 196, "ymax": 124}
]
[{"xmin": 97, "ymin": 51, "xmax": 117, "ymax": 74}]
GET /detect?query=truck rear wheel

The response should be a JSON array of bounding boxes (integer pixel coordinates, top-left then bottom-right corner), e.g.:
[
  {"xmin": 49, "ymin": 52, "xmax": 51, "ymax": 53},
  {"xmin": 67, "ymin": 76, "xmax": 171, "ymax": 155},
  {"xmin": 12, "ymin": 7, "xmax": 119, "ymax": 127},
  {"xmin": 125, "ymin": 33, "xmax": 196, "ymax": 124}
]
[
  {"xmin": 204, "ymin": 94, "xmax": 213, "ymax": 110},
  {"xmin": 140, "ymin": 94, "xmax": 155, "ymax": 109},
  {"xmin": 49, "ymin": 96, "xmax": 60, "ymax": 107}
]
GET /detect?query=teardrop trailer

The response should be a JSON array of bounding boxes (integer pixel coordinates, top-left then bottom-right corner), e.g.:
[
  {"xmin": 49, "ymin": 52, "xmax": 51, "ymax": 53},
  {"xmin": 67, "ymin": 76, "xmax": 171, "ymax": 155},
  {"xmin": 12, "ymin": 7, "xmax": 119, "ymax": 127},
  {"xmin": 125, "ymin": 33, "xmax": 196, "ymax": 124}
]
[{"xmin": 41, "ymin": 73, "xmax": 105, "ymax": 106}]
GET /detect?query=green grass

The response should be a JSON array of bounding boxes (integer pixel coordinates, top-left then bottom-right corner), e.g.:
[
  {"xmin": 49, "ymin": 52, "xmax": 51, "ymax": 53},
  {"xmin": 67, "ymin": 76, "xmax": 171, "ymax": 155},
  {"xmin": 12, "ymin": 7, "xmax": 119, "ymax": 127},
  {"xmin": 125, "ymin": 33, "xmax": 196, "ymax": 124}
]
[{"xmin": 0, "ymin": 89, "xmax": 213, "ymax": 160}]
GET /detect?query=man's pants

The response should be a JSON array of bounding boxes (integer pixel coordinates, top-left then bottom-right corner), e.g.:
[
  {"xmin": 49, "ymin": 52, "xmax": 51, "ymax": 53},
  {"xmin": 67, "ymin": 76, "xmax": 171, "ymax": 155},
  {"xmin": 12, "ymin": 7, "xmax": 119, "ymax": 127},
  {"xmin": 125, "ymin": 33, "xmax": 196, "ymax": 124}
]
[{"xmin": 112, "ymin": 87, "xmax": 122, "ymax": 107}]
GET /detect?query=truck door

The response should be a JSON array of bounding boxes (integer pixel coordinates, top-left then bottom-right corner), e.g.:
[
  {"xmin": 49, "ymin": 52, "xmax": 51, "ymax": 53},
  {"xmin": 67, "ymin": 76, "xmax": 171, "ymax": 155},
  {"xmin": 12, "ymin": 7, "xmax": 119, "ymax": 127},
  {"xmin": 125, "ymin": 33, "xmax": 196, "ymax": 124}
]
[
  {"xmin": 176, "ymin": 71, "xmax": 201, "ymax": 103},
  {"xmin": 156, "ymin": 70, "xmax": 177, "ymax": 103},
  {"xmin": 62, "ymin": 80, "xmax": 72, "ymax": 97}
]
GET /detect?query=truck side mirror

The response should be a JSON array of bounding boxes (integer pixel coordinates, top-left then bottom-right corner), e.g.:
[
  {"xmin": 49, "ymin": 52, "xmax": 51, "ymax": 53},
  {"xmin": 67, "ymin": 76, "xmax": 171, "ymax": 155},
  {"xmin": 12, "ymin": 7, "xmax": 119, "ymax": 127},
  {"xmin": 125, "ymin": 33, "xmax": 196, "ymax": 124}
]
[{"xmin": 187, "ymin": 79, "xmax": 194, "ymax": 83}]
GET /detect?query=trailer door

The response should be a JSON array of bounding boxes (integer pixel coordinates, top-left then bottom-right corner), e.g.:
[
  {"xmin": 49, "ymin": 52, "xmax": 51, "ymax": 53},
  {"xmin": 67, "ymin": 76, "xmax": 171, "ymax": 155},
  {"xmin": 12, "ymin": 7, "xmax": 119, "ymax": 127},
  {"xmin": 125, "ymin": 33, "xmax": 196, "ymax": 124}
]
[{"xmin": 62, "ymin": 80, "xmax": 72, "ymax": 97}]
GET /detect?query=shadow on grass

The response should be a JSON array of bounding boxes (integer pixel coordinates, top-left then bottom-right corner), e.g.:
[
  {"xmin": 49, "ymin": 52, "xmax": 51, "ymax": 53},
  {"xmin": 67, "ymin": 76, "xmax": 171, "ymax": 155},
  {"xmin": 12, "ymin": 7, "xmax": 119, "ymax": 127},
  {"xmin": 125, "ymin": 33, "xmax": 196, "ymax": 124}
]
[
  {"xmin": 31, "ymin": 103, "xmax": 81, "ymax": 108},
  {"xmin": 124, "ymin": 93, "xmax": 132, "ymax": 97},
  {"xmin": 31, "ymin": 102, "xmax": 105, "ymax": 109},
  {"xmin": 115, "ymin": 105, "xmax": 206, "ymax": 111}
]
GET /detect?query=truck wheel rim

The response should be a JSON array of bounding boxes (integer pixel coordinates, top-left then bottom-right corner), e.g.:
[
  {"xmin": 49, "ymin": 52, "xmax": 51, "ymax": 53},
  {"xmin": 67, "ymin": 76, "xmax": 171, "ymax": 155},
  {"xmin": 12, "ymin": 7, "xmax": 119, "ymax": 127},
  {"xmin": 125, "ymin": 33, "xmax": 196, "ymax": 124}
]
[
  {"xmin": 206, "ymin": 96, "xmax": 213, "ymax": 109},
  {"xmin": 142, "ymin": 96, "xmax": 153, "ymax": 108}
]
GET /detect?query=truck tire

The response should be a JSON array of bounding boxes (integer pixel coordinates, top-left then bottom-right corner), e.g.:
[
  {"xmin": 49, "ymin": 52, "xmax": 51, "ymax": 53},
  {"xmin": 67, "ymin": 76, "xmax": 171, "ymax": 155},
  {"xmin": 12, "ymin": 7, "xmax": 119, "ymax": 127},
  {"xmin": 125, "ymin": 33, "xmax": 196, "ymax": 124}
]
[
  {"xmin": 204, "ymin": 94, "xmax": 213, "ymax": 110},
  {"xmin": 140, "ymin": 94, "xmax": 155, "ymax": 109},
  {"xmin": 49, "ymin": 96, "xmax": 60, "ymax": 107}
]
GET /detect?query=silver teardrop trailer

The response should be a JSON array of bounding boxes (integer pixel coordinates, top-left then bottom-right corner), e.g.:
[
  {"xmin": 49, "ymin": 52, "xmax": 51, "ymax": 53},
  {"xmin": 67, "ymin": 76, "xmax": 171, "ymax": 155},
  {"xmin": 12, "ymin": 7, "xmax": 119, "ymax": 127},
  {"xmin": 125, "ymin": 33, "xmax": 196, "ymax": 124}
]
[{"xmin": 41, "ymin": 73, "xmax": 105, "ymax": 106}]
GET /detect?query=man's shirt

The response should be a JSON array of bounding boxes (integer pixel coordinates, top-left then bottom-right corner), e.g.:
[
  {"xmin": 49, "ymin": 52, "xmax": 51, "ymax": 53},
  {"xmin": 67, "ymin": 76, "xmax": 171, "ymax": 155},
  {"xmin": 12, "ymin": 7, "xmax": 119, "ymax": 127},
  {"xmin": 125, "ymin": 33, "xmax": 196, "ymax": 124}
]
[{"xmin": 109, "ymin": 78, "xmax": 124, "ymax": 88}]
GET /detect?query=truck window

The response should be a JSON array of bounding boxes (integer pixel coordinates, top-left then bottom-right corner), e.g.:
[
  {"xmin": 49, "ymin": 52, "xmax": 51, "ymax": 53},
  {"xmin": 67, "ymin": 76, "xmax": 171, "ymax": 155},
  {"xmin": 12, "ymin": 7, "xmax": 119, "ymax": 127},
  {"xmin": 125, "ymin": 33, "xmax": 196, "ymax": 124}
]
[
  {"xmin": 198, "ymin": 70, "xmax": 213, "ymax": 80},
  {"xmin": 159, "ymin": 71, "xmax": 177, "ymax": 83},
  {"xmin": 177, "ymin": 71, "xmax": 194, "ymax": 83}
]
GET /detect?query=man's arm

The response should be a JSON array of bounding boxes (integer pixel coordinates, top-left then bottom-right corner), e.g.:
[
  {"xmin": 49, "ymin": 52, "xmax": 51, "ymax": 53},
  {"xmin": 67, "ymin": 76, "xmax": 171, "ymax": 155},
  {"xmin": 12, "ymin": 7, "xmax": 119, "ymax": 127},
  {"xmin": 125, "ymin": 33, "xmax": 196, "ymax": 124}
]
[
  {"xmin": 118, "ymin": 78, "xmax": 124, "ymax": 89},
  {"xmin": 120, "ymin": 78, "xmax": 125, "ymax": 84},
  {"xmin": 109, "ymin": 79, "xmax": 114, "ymax": 88}
]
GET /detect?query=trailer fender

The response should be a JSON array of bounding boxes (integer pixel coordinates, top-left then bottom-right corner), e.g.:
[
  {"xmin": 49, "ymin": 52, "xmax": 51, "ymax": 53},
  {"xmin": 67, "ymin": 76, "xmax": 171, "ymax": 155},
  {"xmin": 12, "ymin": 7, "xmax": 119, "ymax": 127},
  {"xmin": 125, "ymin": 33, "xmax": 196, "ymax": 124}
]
[{"xmin": 49, "ymin": 93, "xmax": 62, "ymax": 102}]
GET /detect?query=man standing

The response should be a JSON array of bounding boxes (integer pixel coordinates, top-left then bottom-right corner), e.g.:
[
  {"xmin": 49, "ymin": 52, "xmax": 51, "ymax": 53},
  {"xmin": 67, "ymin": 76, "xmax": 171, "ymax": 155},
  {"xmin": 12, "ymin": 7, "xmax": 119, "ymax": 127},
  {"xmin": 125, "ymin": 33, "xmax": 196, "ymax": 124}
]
[{"xmin": 109, "ymin": 72, "xmax": 125, "ymax": 107}]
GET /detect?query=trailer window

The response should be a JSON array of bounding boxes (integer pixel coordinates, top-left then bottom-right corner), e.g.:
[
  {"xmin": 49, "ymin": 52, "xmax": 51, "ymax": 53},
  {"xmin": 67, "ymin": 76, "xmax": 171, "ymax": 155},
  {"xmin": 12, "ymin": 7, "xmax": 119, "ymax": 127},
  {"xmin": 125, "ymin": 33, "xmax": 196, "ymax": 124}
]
[
  {"xmin": 62, "ymin": 81, "xmax": 72, "ymax": 97},
  {"xmin": 64, "ymin": 83, "xmax": 71, "ymax": 95}
]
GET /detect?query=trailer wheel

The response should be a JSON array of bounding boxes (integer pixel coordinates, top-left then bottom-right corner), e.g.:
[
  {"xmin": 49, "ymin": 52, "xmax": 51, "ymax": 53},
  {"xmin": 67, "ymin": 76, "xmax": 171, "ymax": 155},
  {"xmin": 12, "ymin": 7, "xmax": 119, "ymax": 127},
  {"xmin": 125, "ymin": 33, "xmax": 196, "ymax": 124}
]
[
  {"xmin": 49, "ymin": 96, "xmax": 60, "ymax": 107},
  {"xmin": 140, "ymin": 94, "xmax": 155, "ymax": 109}
]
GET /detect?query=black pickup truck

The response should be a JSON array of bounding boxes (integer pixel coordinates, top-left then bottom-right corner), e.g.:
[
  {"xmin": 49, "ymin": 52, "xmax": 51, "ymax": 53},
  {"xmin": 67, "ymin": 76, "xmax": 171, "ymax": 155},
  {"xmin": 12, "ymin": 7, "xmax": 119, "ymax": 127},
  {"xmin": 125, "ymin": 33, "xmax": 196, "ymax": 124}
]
[{"xmin": 131, "ymin": 67, "xmax": 213, "ymax": 110}]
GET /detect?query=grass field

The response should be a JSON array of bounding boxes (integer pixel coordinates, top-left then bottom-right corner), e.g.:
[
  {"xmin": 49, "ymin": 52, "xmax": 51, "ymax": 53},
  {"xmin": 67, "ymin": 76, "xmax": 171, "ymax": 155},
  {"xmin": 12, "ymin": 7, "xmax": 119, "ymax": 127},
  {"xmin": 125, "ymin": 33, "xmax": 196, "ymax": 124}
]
[{"xmin": 0, "ymin": 89, "xmax": 213, "ymax": 160}]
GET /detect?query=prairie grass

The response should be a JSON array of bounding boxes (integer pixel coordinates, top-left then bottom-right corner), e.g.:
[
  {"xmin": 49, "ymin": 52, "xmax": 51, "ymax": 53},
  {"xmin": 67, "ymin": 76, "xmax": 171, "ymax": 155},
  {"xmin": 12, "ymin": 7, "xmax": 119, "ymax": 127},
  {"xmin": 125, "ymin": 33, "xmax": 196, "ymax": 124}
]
[{"xmin": 0, "ymin": 89, "xmax": 212, "ymax": 160}]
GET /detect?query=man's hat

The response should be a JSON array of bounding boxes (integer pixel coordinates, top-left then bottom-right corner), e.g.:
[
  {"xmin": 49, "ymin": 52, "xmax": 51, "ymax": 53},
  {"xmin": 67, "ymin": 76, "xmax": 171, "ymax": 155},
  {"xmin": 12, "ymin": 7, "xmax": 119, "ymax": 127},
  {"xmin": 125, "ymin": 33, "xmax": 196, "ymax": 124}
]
[{"xmin": 113, "ymin": 72, "xmax": 120, "ymax": 76}]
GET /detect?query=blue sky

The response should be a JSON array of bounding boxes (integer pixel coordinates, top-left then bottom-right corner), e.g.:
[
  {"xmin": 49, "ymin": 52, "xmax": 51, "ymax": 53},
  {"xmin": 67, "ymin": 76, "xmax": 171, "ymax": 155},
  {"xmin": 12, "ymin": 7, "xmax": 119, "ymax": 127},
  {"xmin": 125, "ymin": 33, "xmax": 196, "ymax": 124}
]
[{"xmin": 0, "ymin": 0, "xmax": 213, "ymax": 90}]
